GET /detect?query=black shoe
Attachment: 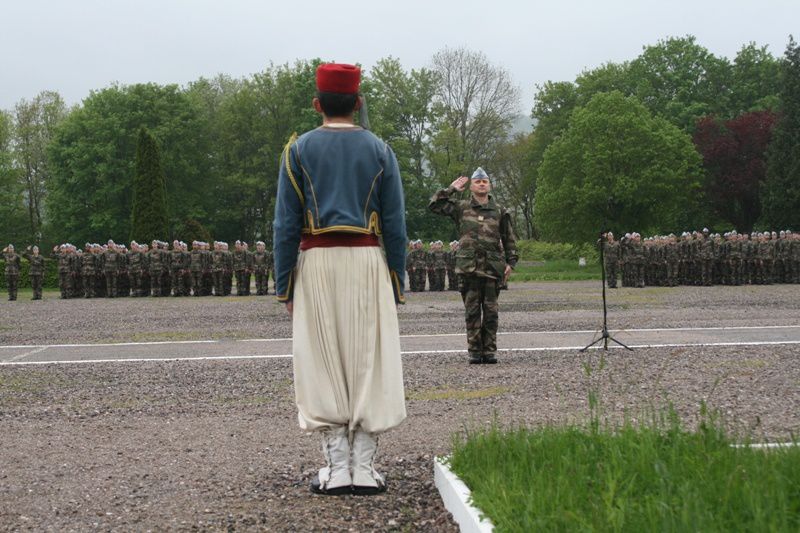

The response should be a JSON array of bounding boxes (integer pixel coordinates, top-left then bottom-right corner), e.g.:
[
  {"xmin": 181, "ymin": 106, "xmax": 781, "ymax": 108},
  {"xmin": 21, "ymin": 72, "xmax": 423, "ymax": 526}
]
[
  {"xmin": 310, "ymin": 478, "xmax": 352, "ymax": 496},
  {"xmin": 469, "ymin": 354, "xmax": 483, "ymax": 364},
  {"xmin": 482, "ymin": 354, "xmax": 498, "ymax": 364},
  {"xmin": 352, "ymin": 482, "xmax": 388, "ymax": 496}
]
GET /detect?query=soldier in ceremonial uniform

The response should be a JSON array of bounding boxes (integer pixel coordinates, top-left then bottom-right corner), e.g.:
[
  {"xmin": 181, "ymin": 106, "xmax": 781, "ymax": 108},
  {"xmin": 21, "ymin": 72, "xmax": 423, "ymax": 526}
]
[
  {"xmin": 429, "ymin": 167, "xmax": 518, "ymax": 364},
  {"xmin": 3, "ymin": 244, "xmax": 21, "ymax": 300},
  {"xmin": 103, "ymin": 240, "xmax": 120, "ymax": 297},
  {"xmin": 274, "ymin": 63, "xmax": 407, "ymax": 496}
]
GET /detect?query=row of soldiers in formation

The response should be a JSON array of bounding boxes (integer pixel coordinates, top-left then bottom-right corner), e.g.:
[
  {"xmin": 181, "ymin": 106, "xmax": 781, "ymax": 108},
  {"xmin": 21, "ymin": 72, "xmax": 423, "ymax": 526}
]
[
  {"xmin": 2, "ymin": 239, "xmax": 275, "ymax": 301},
  {"xmin": 604, "ymin": 229, "xmax": 800, "ymax": 288},
  {"xmin": 405, "ymin": 240, "xmax": 460, "ymax": 291}
]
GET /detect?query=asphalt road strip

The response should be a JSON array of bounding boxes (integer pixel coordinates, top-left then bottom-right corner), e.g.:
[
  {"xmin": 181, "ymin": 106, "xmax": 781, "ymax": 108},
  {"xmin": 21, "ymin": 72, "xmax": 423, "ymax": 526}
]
[{"xmin": 1, "ymin": 326, "xmax": 800, "ymax": 365}]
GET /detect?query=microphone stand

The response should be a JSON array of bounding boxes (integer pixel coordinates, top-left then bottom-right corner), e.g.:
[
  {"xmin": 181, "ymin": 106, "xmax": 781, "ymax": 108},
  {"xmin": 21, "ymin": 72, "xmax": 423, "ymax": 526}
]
[{"xmin": 580, "ymin": 233, "xmax": 633, "ymax": 352}]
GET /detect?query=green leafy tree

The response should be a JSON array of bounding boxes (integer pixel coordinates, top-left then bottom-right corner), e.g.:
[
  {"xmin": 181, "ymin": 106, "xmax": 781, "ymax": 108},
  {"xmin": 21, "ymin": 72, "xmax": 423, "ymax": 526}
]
[
  {"xmin": 493, "ymin": 132, "xmax": 538, "ymax": 239},
  {"xmin": 13, "ymin": 91, "xmax": 68, "ymax": 242},
  {"xmin": 535, "ymin": 92, "xmax": 703, "ymax": 243},
  {"xmin": 365, "ymin": 57, "xmax": 447, "ymax": 239},
  {"xmin": 730, "ymin": 43, "xmax": 781, "ymax": 115},
  {"xmin": 761, "ymin": 36, "xmax": 800, "ymax": 230},
  {"xmin": 47, "ymin": 83, "xmax": 213, "ymax": 244},
  {"xmin": 211, "ymin": 60, "xmax": 321, "ymax": 244},
  {"xmin": 629, "ymin": 36, "xmax": 732, "ymax": 132},
  {"xmin": 130, "ymin": 128, "xmax": 169, "ymax": 242},
  {"xmin": 429, "ymin": 47, "xmax": 520, "ymax": 181},
  {"xmin": 0, "ymin": 110, "xmax": 29, "ymax": 245}
]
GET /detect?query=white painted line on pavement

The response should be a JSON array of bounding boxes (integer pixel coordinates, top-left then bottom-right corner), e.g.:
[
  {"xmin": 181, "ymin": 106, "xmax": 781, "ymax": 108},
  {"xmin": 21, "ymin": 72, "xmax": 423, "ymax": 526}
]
[
  {"xmin": 6, "ymin": 346, "xmax": 48, "ymax": 362},
  {"xmin": 4, "ymin": 325, "xmax": 799, "ymax": 350},
  {"xmin": 2, "ymin": 339, "xmax": 800, "ymax": 366}
]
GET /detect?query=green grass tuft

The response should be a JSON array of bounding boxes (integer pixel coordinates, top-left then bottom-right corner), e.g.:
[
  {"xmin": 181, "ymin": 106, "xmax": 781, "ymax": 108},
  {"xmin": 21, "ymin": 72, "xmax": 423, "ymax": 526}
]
[{"xmin": 449, "ymin": 412, "xmax": 800, "ymax": 532}]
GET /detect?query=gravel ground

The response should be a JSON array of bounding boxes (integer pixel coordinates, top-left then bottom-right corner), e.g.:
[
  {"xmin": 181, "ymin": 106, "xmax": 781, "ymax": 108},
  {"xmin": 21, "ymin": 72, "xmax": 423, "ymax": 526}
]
[{"xmin": 1, "ymin": 282, "xmax": 799, "ymax": 531}]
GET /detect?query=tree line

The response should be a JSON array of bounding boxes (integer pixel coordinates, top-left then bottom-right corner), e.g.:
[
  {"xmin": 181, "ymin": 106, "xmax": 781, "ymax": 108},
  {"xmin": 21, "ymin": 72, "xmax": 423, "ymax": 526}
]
[{"xmin": 0, "ymin": 36, "xmax": 798, "ymax": 250}]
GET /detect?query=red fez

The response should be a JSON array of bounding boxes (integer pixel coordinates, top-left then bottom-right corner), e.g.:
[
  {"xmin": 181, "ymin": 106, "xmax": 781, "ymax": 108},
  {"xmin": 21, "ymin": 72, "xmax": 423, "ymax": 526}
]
[{"xmin": 316, "ymin": 63, "xmax": 361, "ymax": 94}]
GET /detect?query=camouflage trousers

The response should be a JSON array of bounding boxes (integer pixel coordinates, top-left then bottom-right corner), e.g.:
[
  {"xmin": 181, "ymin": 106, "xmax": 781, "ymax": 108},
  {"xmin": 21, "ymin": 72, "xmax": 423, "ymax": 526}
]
[
  {"xmin": 605, "ymin": 261, "xmax": 617, "ymax": 288},
  {"xmin": 213, "ymin": 271, "xmax": 225, "ymax": 296},
  {"xmin": 459, "ymin": 275, "xmax": 499, "ymax": 357},
  {"xmin": 192, "ymin": 271, "xmax": 203, "ymax": 296},
  {"xmin": 255, "ymin": 270, "xmax": 268, "ymax": 295},
  {"xmin": 6, "ymin": 273, "xmax": 18, "ymax": 300},
  {"xmin": 58, "ymin": 271, "xmax": 72, "ymax": 298},
  {"xmin": 447, "ymin": 269, "xmax": 458, "ymax": 290},
  {"xmin": 428, "ymin": 269, "xmax": 446, "ymax": 291},
  {"xmin": 408, "ymin": 269, "xmax": 426, "ymax": 291},
  {"xmin": 30, "ymin": 274, "xmax": 42, "ymax": 299},
  {"xmin": 105, "ymin": 272, "xmax": 118, "ymax": 297}
]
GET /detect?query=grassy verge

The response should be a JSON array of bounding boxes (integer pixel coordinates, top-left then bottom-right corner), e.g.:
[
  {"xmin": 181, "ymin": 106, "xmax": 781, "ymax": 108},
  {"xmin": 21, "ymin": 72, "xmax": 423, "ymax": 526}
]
[
  {"xmin": 510, "ymin": 259, "xmax": 601, "ymax": 281},
  {"xmin": 448, "ymin": 412, "xmax": 800, "ymax": 532}
]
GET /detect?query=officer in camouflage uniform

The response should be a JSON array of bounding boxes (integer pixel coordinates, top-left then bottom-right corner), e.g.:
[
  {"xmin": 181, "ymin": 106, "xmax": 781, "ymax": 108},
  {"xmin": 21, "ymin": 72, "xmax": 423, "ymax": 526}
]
[
  {"xmin": 446, "ymin": 241, "xmax": 459, "ymax": 291},
  {"xmin": 190, "ymin": 241, "xmax": 204, "ymax": 296},
  {"xmin": 53, "ymin": 244, "xmax": 73, "ymax": 299},
  {"xmin": 80, "ymin": 243, "xmax": 98, "ymax": 298},
  {"xmin": 429, "ymin": 167, "xmax": 518, "ymax": 364},
  {"xmin": 603, "ymin": 232, "xmax": 619, "ymax": 288},
  {"xmin": 253, "ymin": 241, "xmax": 269, "ymax": 295},
  {"xmin": 23, "ymin": 245, "xmax": 46, "ymax": 300},
  {"xmin": 3, "ymin": 244, "xmax": 21, "ymax": 301}
]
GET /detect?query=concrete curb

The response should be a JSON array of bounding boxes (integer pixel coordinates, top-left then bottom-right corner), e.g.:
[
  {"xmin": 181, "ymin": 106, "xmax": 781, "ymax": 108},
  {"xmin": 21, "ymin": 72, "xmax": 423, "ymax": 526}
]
[{"xmin": 434, "ymin": 457, "xmax": 494, "ymax": 533}]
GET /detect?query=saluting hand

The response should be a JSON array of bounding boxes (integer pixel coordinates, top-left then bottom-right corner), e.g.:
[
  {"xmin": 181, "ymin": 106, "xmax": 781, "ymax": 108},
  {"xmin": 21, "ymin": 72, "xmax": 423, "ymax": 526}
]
[{"xmin": 450, "ymin": 176, "xmax": 469, "ymax": 192}]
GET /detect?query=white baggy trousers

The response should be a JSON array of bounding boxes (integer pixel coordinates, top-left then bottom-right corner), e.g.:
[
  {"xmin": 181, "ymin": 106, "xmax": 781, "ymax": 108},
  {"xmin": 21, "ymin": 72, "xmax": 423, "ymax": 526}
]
[{"xmin": 292, "ymin": 246, "xmax": 406, "ymax": 434}]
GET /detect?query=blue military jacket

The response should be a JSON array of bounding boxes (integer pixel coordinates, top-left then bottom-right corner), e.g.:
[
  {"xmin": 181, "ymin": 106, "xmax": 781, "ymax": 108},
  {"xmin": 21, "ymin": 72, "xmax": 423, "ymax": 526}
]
[{"xmin": 273, "ymin": 126, "xmax": 407, "ymax": 303}]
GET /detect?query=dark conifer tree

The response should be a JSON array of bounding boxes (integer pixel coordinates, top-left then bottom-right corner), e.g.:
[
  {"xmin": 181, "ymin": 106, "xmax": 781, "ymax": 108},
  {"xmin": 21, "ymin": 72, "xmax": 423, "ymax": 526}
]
[
  {"xmin": 761, "ymin": 36, "xmax": 800, "ymax": 229},
  {"xmin": 130, "ymin": 128, "xmax": 169, "ymax": 242}
]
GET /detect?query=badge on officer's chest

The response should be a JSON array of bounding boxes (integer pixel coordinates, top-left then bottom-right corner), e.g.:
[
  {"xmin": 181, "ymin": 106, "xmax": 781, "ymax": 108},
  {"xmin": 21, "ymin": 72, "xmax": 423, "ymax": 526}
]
[{"xmin": 478, "ymin": 216, "xmax": 484, "ymax": 221}]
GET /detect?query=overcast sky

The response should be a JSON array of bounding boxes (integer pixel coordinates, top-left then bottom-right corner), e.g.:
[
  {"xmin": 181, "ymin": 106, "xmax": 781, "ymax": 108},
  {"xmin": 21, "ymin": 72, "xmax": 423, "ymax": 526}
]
[{"xmin": 2, "ymin": 0, "xmax": 797, "ymax": 114}]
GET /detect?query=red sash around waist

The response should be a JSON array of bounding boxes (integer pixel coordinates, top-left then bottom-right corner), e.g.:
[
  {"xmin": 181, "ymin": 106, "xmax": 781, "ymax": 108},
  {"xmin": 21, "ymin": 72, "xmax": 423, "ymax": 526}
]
[{"xmin": 300, "ymin": 232, "xmax": 380, "ymax": 250}]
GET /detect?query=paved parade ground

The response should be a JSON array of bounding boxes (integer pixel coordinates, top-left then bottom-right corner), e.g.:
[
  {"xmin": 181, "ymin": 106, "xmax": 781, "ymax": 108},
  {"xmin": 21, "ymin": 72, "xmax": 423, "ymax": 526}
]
[{"xmin": 1, "ymin": 281, "xmax": 799, "ymax": 530}]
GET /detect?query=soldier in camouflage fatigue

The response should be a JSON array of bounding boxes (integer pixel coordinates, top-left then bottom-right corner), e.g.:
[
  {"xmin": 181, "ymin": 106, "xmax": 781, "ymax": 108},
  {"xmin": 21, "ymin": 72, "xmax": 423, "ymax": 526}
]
[
  {"xmin": 427, "ymin": 240, "xmax": 447, "ymax": 291},
  {"xmin": 429, "ymin": 167, "xmax": 518, "ymax": 364},
  {"xmin": 169, "ymin": 240, "xmax": 184, "ymax": 297},
  {"xmin": 603, "ymin": 232, "xmax": 619, "ymax": 288},
  {"xmin": 406, "ymin": 240, "xmax": 427, "ymax": 291},
  {"xmin": 253, "ymin": 241, "xmax": 269, "ymax": 295},
  {"xmin": 103, "ymin": 240, "xmax": 121, "ymax": 297},
  {"xmin": 446, "ymin": 241, "xmax": 459, "ymax": 291},
  {"xmin": 210, "ymin": 241, "xmax": 224, "ymax": 296},
  {"xmin": 698, "ymin": 230, "xmax": 714, "ymax": 286},
  {"xmin": 243, "ymin": 242, "xmax": 253, "ymax": 296},
  {"xmin": 221, "ymin": 242, "xmax": 232, "ymax": 296},
  {"xmin": 23, "ymin": 245, "xmax": 46, "ymax": 300},
  {"xmin": 3, "ymin": 244, "xmax": 21, "ymax": 301},
  {"xmin": 148, "ymin": 240, "xmax": 165, "ymax": 296},
  {"xmin": 128, "ymin": 242, "xmax": 144, "ymax": 296}
]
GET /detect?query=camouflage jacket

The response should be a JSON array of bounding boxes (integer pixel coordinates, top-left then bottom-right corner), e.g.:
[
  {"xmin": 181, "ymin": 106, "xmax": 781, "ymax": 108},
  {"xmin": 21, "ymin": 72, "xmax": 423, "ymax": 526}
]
[
  {"xmin": 252, "ymin": 251, "xmax": 271, "ymax": 272},
  {"xmin": 429, "ymin": 188, "xmax": 518, "ymax": 278},
  {"xmin": 3, "ymin": 252, "xmax": 21, "ymax": 274},
  {"xmin": 427, "ymin": 250, "xmax": 448, "ymax": 270},
  {"xmin": 23, "ymin": 251, "xmax": 45, "ymax": 275}
]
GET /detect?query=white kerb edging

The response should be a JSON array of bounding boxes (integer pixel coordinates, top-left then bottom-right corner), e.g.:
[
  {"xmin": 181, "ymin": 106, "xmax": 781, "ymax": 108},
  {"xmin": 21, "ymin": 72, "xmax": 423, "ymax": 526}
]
[{"xmin": 434, "ymin": 457, "xmax": 494, "ymax": 533}]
